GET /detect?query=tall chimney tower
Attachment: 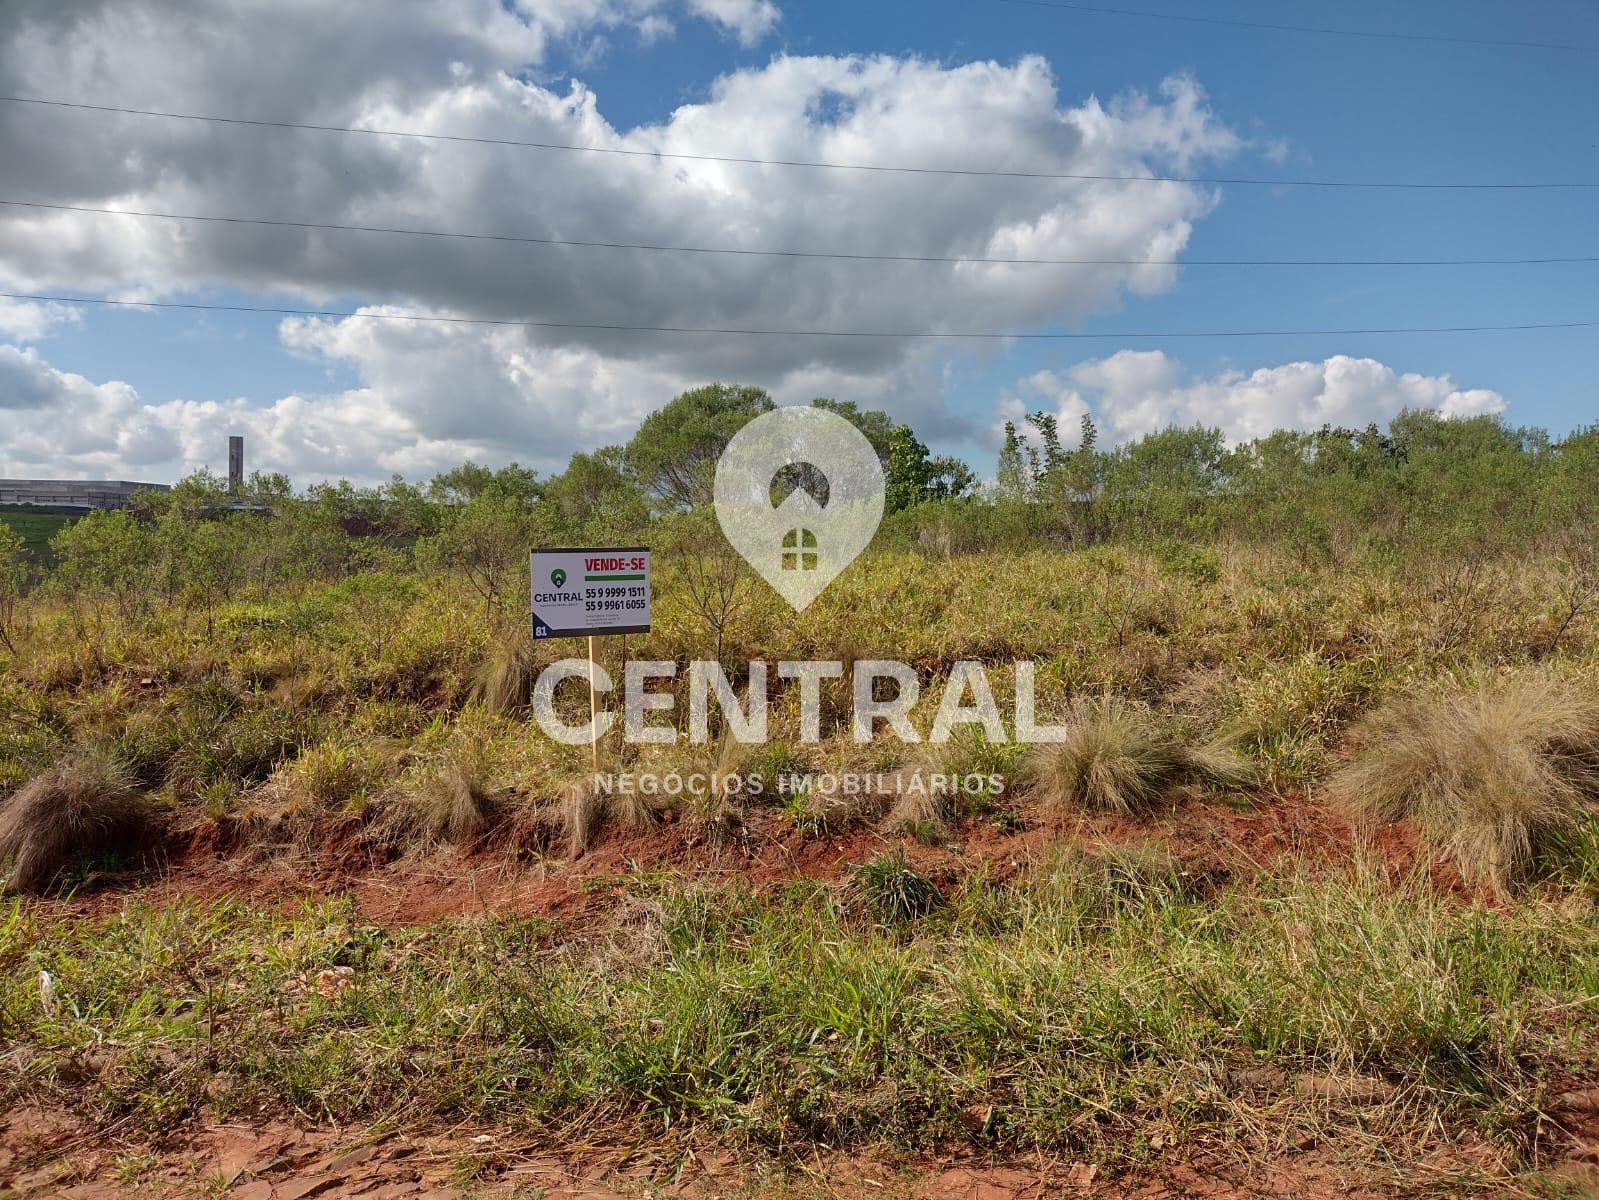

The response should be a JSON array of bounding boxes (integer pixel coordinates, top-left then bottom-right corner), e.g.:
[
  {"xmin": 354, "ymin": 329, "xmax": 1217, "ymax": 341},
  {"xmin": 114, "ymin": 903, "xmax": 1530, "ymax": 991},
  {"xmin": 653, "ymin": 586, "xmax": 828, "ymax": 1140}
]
[{"xmin": 228, "ymin": 436, "xmax": 244, "ymax": 494}]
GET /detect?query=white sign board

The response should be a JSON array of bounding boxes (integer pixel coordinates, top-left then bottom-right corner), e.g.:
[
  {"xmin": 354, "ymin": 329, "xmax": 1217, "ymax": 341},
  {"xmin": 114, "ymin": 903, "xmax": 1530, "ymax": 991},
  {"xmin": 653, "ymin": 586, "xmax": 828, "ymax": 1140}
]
[{"xmin": 531, "ymin": 546, "xmax": 651, "ymax": 639}]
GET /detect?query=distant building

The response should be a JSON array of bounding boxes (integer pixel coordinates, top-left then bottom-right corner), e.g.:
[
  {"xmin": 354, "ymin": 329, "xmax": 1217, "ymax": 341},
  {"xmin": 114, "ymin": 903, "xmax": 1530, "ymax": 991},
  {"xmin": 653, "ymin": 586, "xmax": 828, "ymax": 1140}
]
[
  {"xmin": 0, "ymin": 436, "xmax": 244, "ymax": 510},
  {"xmin": 0, "ymin": 479, "xmax": 171, "ymax": 509}
]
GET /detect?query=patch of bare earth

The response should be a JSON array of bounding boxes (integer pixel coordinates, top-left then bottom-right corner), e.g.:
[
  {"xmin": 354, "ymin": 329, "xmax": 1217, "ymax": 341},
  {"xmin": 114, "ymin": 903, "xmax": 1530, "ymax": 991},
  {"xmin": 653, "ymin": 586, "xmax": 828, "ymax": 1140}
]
[
  {"xmin": 0, "ymin": 1104, "xmax": 1440, "ymax": 1200},
  {"xmin": 36, "ymin": 791, "xmax": 1373, "ymax": 930}
]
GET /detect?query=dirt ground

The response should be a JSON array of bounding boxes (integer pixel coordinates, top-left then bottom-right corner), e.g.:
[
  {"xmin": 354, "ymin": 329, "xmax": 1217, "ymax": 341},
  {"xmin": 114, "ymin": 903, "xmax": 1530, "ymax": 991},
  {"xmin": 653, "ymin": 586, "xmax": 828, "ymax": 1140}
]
[
  {"xmin": 0, "ymin": 1103, "xmax": 1461, "ymax": 1200},
  {"xmin": 38, "ymin": 789, "xmax": 1448, "ymax": 931}
]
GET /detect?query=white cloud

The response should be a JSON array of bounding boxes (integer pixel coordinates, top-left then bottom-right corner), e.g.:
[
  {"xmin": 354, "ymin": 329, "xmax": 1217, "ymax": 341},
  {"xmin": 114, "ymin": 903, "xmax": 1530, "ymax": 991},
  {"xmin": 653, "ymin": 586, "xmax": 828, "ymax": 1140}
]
[
  {"xmin": 0, "ymin": 345, "xmax": 178, "ymax": 474},
  {"xmin": 1010, "ymin": 351, "xmax": 1507, "ymax": 447},
  {"xmin": 994, "ymin": 369, "xmax": 1094, "ymax": 451},
  {"xmin": 685, "ymin": 0, "xmax": 779, "ymax": 44},
  {"xmin": 0, "ymin": 0, "xmax": 1256, "ymax": 477},
  {"xmin": 0, "ymin": 315, "xmax": 976, "ymax": 484},
  {"xmin": 0, "ymin": 298, "xmax": 80, "ymax": 342}
]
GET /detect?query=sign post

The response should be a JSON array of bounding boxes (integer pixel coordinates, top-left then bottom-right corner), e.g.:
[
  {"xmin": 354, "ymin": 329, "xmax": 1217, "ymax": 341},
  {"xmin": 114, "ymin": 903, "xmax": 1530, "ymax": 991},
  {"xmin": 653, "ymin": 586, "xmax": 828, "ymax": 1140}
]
[{"xmin": 531, "ymin": 547, "xmax": 652, "ymax": 774}]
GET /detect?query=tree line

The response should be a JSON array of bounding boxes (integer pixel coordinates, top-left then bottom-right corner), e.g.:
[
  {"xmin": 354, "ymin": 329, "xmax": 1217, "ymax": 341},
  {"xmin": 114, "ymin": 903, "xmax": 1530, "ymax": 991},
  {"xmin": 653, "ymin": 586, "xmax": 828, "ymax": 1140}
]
[{"xmin": 3, "ymin": 383, "xmax": 1597, "ymax": 650}]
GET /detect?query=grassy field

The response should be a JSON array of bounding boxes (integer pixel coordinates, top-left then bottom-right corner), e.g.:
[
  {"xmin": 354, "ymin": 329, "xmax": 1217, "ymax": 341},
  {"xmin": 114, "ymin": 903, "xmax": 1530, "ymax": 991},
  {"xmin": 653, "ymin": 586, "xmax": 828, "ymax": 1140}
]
[
  {"xmin": 0, "ymin": 505, "xmax": 76, "ymax": 561},
  {"xmin": 6, "ymin": 860, "xmax": 1596, "ymax": 1179},
  {"xmin": 3, "ymin": 409, "xmax": 1599, "ymax": 1194},
  {"xmin": 2, "ymin": 544, "xmax": 1599, "ymax": 1193}
]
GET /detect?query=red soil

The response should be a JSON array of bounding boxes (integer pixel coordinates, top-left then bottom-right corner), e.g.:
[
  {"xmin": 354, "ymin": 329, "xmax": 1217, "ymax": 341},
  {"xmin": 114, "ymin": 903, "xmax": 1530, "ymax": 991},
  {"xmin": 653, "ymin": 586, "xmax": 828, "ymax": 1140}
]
[
  {"xmin": 41, "ymin": 790, "xmax": 1405, "ymax": 930},
  {"xmin": 0, "ymin": 1102, "xmax": 1446, "ymax": 1199}
]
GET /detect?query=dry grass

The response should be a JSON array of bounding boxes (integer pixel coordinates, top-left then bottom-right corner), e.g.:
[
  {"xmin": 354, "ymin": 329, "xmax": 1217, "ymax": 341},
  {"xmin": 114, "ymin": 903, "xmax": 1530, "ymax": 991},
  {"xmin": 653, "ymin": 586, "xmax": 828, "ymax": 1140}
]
[
  {"xmin": 471, "ymin": 631, "xmax": 542, "ymax": 713},
  {"xmin": 1025, "ymin": 698, "xmax": 1251, "ymax": 817},
  {"xmin": 556, "ymin": 776, "xmax": 664, "ymax": 858},
  {"xmin": 0, "ymin": 747, "xmax": 148, "ymax": 892},
  {"xmin": 374, "ymin": 759, "xmax": 498, "ymax": 849},
  {"xmin": 881, "ymin": 764, "xmax": 956, "ymax": 844},
  {"xmin": 417, "ymin": 763, "xmax": 497, "ymax": 844},
  {"xmin": 1327, "ymin": 672, "xmax": 1599, "ymax": 886},
  {"xmin": 558, "ymin": 777, "xmax": 604, "ymax": 858}
]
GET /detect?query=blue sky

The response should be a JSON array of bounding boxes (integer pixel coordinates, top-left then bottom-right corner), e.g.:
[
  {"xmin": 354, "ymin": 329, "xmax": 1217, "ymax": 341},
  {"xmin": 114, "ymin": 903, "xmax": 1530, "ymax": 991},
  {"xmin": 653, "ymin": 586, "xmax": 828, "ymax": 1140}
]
[{"xmin": 1, "ymin": 0, "xmax": 1595, "ymax": 484}]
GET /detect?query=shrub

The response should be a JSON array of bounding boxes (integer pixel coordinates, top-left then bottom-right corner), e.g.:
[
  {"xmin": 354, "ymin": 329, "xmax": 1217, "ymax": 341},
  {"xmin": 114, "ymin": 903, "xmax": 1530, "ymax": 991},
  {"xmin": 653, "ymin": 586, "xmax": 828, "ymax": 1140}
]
[
  {"xmin": 388, "ymin": 761, "xmax": 497, "ymax": 848},
  {"xmin": 1326, "ymin": 672, "xmax": 1599, "ymax": 887},
  {"xmin": 127, "ymin": 679, "xmax": 311, "ymax": 795},
  {"xmin": 0, "ymin": 747, "xmax": 148, "ymax": 892},
  {"xmin": 1155, "ymin": 540, "xmax": 1222, "ymax": 583},
  {"xmin": 851, "ymin": 848, "xmax": 942, "ymax": 923},
  {"xmin": 279, "ymin": 739, "xmax": 388, "ymax": 815},
  {"xmin": 1026, "ymin": 698, "xmax": 1252, "ymax": 817},
  {"xmin": 471, "ymin": 630, "xmax": 542, "ymax": 713}
]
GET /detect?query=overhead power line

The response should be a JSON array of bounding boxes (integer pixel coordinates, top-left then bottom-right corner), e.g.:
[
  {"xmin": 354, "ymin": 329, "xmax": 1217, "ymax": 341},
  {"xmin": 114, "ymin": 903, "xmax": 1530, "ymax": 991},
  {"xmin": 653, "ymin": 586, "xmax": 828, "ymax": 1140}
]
[
  {"xmin": 3, "ymin": 95, "xmax": 1597, "ymax": 191},
  {"xmin": 994, "ymin": 0, "xmax": 1599, "ymax": 53},
  {"xmin": 4, "ymin": 292, "xmax": 1595, "ymax": 341},
  {"xmin": 6, "ymin": 198, "xmax": 1597, "ymax": 268}
]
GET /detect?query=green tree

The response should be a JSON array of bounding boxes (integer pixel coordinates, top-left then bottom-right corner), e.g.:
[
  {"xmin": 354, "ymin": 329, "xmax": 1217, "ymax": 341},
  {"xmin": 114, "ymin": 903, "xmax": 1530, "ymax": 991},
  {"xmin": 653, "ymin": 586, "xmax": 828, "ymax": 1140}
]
[
  {"xmin": 428, "ymin": 461, "xmax": 541, "ymax": 506},
  {"xmin": 170, "ymin": 513, "xmax": 257, "ymax": 634},
  {"xmin": 0, "ymin": 522, "xmax": 26, "ymax": 651},
  {"xmin": 810, "ymin": 398, "xmax": 896, "ymax": 461},
  {"xmin": 627, "ymin": 384, "xmax": 774, "ymax": 510},
  {"xmin": 883, "ymin": 424, "xmax": 976, "ymax": 512},
  {"xmin": 1100, "ymin": 426, "xmax": 1234, "ymax": 541},
  {"xmin": 995, "ymin": 420, "xmax": 1031, "ymax": 500},
  {"xmin": 49, "ymin": 509, "xmax": 161, "ymax": 660},
  {"xmin": 249, "ymin": 493, "xmax": 354, "ymax": 591},
  {"xmin": 542, "ymin": 446, "xmax": 650, "ymax": 541},
  {"xmin": 419, "ymin": 490, "xmax": 539, "ymax": 618},
  {"xmin": 809, "ymin": 398, "xmax": 975, "ymax": 512}
]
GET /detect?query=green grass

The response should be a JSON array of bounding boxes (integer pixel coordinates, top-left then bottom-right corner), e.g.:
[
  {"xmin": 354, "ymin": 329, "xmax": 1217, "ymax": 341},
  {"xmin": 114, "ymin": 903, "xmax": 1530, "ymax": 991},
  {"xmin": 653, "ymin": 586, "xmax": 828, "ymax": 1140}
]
[
  {"xmin": 3, "ymin": 857, "xmax": 1596, "ymax": 1189},
  {"xmin": 0, "ymin": 505, "xmax": 76, "ymax": 560}
]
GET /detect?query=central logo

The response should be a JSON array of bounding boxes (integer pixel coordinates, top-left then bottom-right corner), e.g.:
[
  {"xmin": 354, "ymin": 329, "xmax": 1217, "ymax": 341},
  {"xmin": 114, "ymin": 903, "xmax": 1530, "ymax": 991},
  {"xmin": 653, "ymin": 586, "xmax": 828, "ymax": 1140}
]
[
  {"xmin": 550, "ymin": 568, "xmax": 567, "ymax": 587},
  {"xmin": 714, "ymin": 407, "xmax": 884, "ymax": 611}
]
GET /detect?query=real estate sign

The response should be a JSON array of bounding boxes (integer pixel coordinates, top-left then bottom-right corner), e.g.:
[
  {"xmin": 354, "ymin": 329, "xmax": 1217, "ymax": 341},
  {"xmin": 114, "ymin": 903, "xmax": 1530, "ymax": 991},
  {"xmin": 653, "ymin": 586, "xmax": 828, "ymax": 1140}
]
[{"xmin": 530, "ymin": 547, "xmax": 652, "ymax": 639}]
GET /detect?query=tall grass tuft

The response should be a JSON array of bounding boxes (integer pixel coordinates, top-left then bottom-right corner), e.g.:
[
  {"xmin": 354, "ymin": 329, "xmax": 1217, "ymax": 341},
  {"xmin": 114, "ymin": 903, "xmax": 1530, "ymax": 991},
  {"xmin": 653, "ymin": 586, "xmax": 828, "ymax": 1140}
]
[
  {"xmin": 555, "ymin": 777, "xmax": 665, "ymax": 858},
  {"xmin": 471, "ymin": 631, "xmax": 541, "ymax": 713},
  {"xmin": 0, "ymin": 746, "xmax": 148, "ymax": 892},
  {"xmin": 851, "ymin": 848, "xmax": 942, "ymax": 923},
  {"xmin": 1327, "ymin": 671, "xmax": 1599, "ymax": 886},
  {"xmin": 1026, "ymin": 697, "xmax": 1251, "ymax": 816},
  {"xmin": 882, "ymin": 762, "xmax": 957, "ymax": 844},
  {"xmin": 377, "ymin": 758, "xmax": 498, "ymax": 849}
]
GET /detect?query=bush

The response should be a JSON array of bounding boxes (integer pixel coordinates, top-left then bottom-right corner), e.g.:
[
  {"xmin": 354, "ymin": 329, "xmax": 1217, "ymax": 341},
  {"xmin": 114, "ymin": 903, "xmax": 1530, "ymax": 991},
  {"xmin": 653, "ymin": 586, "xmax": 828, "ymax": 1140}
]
[
  {"xmin": 1327, "ymin": 671, "xmax": 1599, "ymax": 886},
  {"xmin": 471, "ymin": 630, "xmax": 542, "ymax": 713},
  {"xmin": 1026, "ymin": 698, "xmax": 1251, "ymax": 817},
  {"xmin": 852, "ymin": 849, "xmax": 942, "ymax": 923},
  {"xmin": 377, "ymin": 757, "xmax": 498, "ymax": 849},
  {"xmin": 0, "ymin": 746, "xmax": 148, "ymax": 892}
]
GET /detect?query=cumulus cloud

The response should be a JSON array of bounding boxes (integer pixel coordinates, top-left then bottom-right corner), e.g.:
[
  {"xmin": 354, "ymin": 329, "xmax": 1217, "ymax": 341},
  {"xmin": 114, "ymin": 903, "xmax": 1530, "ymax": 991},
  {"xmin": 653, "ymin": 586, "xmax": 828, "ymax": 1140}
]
[
  {"xmin": 0, "ymin": 317, "xmax": 979, "ymax": 484},
  {"xmin": 0, "ymin": 345, "xmax": 177, "ymax": 473},
  {"xmin": 685, "ymin": 0, "xmax": 780, "ymax": 43},
  {"xmin": 0, "ymin": 298, "xmax": 79, "ymax": 342},
  {"xmin": 1005, "ymin": 351, "xmax": 1507, "ymax": 448},
  {"xmin": 0, "ymin": 0, "xmax": 1260, "ymax": 477}
]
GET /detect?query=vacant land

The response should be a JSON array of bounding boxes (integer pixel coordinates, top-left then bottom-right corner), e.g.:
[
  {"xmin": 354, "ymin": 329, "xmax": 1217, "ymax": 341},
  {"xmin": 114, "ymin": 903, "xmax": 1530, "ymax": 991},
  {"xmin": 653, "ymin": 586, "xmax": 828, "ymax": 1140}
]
[{"xmin": 2, "ymin": 402, "xmax": 1599, "ymax": 1196}]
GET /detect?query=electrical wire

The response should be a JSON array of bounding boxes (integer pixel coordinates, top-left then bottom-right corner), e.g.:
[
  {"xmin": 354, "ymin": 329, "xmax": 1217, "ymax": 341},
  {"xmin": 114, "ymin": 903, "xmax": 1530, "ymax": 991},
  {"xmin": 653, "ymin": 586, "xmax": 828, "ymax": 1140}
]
[
  {"xmin": 4, "ymin": 95, "xmax": 1596, "ymax": 190},
  {"xmin": 6, "ymin": 198, "xmax": 1596, "ymax": 267},
  {"xmin": 994, "ymin": 0, "xmax": 1599, "ymax": 54},
  {"xmin": 4, "ymin": 291, "xmax": 1594, "ymax": 340}
]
